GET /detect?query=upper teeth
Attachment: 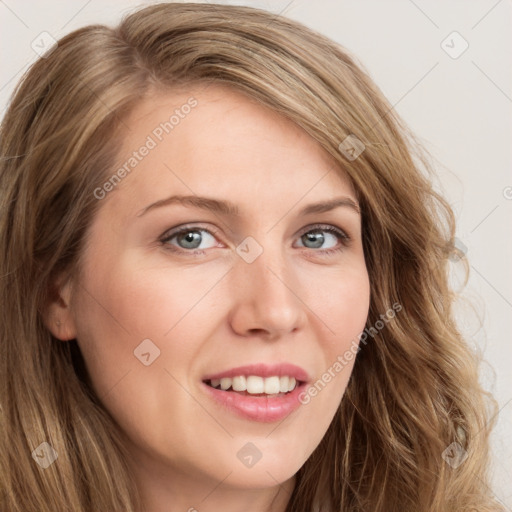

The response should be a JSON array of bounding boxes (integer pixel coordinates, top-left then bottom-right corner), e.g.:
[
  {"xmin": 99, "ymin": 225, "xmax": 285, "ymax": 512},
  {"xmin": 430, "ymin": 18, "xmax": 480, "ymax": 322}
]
[{"xmin": 210, "ymin": 376, "xmax": 297, "ymax": 394}]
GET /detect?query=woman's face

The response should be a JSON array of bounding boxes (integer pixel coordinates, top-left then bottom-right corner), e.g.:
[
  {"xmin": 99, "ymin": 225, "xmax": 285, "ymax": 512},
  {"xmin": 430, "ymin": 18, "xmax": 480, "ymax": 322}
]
[{"xmin": 58, "ymin": 84, "xmax": 370, "ymax": 494}]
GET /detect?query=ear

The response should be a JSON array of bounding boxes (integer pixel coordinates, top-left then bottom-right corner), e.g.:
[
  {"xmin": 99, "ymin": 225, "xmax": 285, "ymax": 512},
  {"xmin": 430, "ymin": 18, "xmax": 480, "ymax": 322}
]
[{"xmin": 42, "ymin": 272, "xmax": 77, "ymax": 342}]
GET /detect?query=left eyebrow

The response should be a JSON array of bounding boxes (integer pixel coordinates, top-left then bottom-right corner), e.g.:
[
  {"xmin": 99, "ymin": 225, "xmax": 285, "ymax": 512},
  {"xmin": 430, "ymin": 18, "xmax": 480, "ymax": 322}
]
[
  {"xmin": 136, "ymin": 194, "xmax": 360, "ymax": 218},
  {"xmin": 298, "ymin": 197, "xmax": 360, "ymax": 216}
]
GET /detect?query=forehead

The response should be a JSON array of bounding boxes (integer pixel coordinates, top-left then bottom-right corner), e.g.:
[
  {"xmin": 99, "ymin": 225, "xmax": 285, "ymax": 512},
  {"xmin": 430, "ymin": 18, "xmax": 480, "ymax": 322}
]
[{"xmin": 107, "ymin": 83, "xmax": 355, "ymax": 214}]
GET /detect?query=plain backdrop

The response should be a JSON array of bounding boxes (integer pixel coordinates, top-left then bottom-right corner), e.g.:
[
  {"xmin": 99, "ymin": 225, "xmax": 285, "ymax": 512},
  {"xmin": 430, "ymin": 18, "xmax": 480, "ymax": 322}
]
[{"xmin": 1, "ymin": 0, "xmax": 511, "ymax": 507}]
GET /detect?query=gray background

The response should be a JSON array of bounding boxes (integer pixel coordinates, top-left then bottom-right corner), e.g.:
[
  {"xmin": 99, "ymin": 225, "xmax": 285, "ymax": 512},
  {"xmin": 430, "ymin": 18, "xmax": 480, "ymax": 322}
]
[{"xmin": 1, "ymin": 0, "xmax": 510, "ymax": 507}]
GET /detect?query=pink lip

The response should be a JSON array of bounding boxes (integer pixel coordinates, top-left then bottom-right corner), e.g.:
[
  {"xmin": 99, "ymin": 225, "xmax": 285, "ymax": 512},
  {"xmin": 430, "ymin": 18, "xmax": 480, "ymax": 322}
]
[
  {"xmin": 201, "ymin": 363, "xmax": 310, "ymax": 423},
  {"xmin": 201, "ymin": 380, "xmax": 307, "ymax": 423},
  {"xmin": 202, "ymin": 363, "xmax": 310, "ymax": 382}
]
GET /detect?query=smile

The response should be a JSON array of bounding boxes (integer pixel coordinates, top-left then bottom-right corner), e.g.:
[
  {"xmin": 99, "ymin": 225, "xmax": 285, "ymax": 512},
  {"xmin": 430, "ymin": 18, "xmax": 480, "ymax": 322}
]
[
  {"xmin": 201, "ymin": 363, "xmax": 309, "ymax": 422},
  {"xmin": 206, "ymin": 375, "xmax": 299, "ymax": 396}
]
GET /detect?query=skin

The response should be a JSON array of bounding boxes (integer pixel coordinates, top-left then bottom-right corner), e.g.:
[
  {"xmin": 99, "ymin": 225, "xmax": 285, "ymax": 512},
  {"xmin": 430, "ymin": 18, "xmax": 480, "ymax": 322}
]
[{"xmin": 45, "ymin": 84, "xmax": 370, "ymax": 512}]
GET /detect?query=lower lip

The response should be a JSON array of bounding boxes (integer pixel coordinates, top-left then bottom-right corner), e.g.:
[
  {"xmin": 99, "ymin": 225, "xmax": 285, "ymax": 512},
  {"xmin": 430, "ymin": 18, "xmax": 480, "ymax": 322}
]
[{"xmin": 201, "ymin": 381, "xmax": 306, "ymax": 423}]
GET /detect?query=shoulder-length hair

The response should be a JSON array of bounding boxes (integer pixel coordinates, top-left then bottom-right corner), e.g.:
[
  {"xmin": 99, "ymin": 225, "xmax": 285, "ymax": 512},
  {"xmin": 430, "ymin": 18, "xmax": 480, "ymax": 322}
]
[{"xmin": 0, "ymin": 3, "xmax": 502, "ymax": 511}]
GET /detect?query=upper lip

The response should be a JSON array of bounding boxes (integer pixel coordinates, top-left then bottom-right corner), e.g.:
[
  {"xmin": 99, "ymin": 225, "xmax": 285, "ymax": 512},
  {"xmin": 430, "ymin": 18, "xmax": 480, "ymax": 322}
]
[{"xmin": 202, "ymin": 363, "xmax": 310, "ymax": 383}]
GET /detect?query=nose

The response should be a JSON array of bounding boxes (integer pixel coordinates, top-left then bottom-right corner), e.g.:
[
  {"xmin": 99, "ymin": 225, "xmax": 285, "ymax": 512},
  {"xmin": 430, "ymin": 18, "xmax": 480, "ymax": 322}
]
[{"xmin": 228, "ymin": 245, "xmax": 308, "ymax": 341}]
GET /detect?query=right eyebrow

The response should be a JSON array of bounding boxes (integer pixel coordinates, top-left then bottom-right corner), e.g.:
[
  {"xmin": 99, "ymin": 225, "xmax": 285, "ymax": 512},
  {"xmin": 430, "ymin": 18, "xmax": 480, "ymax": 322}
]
[{"xmin": 137, "ymin": 194, "xmax": 240, "ymax": 218}]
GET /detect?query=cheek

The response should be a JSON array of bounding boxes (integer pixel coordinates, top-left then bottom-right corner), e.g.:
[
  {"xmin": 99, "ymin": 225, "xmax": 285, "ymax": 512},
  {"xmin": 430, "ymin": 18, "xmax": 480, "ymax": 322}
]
[
  {"xmin": 98, "ymin": 250, "xmax": 232, "ymax": 335},
  {"xmin": 294, "ymin": 259, "xmax": 369, "ymax": 371},
  {"xmin": 314, "ymin": 263, "xmax": 370, "ymax": 348},
  {"xmin": 70, "ymin": 257, "xmax": 217, "ymax": 444},
  {"xmin": 309, "ymin": 265, "xmax": 370, "ymax": 397},
  {"xmin": 71, "ymin": 255, "xmax": 227, "ymax": 391}
]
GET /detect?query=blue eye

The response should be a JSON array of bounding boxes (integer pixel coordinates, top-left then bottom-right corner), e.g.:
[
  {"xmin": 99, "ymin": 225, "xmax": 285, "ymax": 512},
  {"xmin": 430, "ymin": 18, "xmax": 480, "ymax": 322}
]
[
  {"xmin": 161, "ymin": 227, "xmax": 218, "ymax": 253},
  {"xmin": 294, "ymin": 225, "xmax": 350, "ymax": 255},
  {"xmin": 160, "ymin": 224, "xmax": 350, "ymax": 256}
]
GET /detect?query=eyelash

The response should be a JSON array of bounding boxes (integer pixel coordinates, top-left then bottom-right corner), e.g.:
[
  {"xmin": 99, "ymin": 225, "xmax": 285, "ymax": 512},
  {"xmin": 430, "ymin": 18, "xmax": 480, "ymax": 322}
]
[{"xmin": 159, "ymin": 223, "xmax": 350, "ymax": 257}]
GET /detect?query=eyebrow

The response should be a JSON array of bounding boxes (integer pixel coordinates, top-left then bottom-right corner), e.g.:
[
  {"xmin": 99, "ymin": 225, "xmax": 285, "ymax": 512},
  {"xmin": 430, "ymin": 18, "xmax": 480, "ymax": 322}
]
[{"xmin": 136, "ymin": 194, "xmax": 360, "ymax": 218}]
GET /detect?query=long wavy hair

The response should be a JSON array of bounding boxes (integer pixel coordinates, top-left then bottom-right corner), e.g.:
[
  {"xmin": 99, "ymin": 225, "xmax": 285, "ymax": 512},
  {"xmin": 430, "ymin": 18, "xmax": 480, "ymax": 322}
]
[{"xmin": 0, "ymin": 3, "xmax": 502, "ymax": 511}]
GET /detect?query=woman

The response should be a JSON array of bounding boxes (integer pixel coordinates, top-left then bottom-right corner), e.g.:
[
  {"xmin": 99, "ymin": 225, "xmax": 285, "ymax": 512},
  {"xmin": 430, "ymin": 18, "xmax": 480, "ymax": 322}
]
[{"xmin": 0, "ymin": 3, "xmax": 502, "ymax": 511}]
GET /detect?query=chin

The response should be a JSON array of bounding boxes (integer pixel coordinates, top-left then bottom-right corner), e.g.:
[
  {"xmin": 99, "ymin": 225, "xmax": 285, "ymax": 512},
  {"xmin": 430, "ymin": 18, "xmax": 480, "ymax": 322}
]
[{"xmin": 220, "ymin": 463, "xmax": 298, "ymax": 490}]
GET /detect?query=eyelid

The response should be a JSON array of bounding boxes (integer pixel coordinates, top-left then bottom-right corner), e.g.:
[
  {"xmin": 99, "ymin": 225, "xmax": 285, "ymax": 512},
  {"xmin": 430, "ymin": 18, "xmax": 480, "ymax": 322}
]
[
  {"xmin": 295, "ymin": 223, "xmax": 350, "ymax": 240},
  {"xmin": 160, "ymin": 223, "xmax": 223, "ymax": 246}
]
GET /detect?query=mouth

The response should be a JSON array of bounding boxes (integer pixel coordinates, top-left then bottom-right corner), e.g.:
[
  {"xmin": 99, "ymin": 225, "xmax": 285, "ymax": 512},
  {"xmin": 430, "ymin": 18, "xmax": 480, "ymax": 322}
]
[
  {"xmin": 203, "ymin": 375, "xmax": 302, "ymax": 398},
  {"xmin": 200, "ymin": 363, "xmax": 309, "ymax": 422}
]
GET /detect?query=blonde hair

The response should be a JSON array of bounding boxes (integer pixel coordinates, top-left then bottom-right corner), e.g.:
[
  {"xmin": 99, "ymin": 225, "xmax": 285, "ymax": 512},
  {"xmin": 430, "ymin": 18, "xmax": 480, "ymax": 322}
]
[{"xmin": 0, "ymin": 3, "xmax": 502, "ymax": 511}]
